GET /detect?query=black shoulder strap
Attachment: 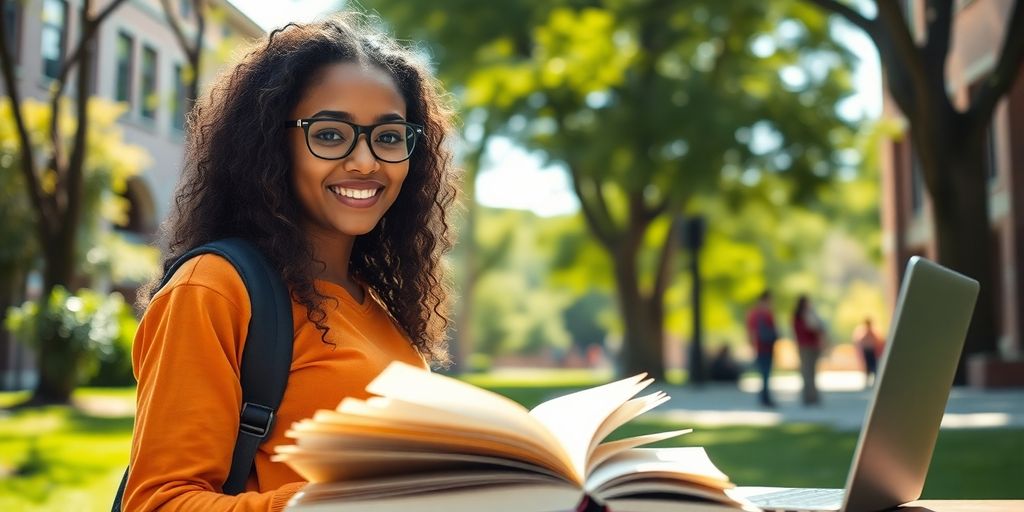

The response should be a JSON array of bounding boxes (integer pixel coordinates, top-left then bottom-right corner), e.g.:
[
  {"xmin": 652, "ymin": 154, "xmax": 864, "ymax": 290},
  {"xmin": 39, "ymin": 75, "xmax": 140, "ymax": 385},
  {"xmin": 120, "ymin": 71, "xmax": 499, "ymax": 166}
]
[{"xmin": 112, "ymin": 238, "xmax": 294, "ymax": 510}]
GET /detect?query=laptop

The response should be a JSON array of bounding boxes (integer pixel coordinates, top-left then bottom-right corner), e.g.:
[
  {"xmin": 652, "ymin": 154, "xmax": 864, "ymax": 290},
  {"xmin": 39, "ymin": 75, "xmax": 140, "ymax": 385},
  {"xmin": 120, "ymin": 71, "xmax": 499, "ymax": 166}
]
[{"xmin": 728, "ymin": 256, "xmax": 980, "ymax": 512}]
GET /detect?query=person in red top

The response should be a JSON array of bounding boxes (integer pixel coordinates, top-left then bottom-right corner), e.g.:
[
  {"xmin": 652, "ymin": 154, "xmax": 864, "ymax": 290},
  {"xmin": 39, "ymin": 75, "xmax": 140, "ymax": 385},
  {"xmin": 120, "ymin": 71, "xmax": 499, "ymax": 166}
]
[
  {"xmin": 792, "ymin": 295, "xmax": 826, "ymax": 406},
  {"xmin": 746, "ymin": 290, "xmax": 778, "ymax": 407}
]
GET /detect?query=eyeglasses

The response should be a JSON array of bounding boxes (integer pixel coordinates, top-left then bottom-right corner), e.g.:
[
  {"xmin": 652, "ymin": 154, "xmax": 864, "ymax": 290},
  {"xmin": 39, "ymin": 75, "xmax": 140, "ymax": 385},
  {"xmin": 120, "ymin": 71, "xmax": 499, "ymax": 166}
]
[{"xmin": 285, "ymin": 118, "xmax": 424, "ymax": 163}]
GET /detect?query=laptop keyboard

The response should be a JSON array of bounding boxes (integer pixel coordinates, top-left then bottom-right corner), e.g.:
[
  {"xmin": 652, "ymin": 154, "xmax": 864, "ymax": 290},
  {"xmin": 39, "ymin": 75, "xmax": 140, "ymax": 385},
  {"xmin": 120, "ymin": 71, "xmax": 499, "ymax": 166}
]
[{"xmin": 747, "ymin": 488, "xmax": 845, "ymax": 510}]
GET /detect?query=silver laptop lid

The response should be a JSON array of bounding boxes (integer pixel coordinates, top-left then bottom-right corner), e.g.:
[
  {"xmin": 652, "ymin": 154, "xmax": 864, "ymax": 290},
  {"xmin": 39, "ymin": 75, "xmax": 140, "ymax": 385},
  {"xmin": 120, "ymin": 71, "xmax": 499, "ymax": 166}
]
[{"xmin": 841, "ymin": 257, "xmax": 979, "ymax": 512}]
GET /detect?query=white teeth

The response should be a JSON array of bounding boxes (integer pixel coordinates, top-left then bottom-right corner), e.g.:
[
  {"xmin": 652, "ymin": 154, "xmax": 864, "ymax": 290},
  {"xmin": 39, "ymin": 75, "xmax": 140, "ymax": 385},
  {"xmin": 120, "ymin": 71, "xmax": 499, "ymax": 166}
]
[{"xmin": 329, "ymin": 186, "xmax": 380, "ymax": 199}]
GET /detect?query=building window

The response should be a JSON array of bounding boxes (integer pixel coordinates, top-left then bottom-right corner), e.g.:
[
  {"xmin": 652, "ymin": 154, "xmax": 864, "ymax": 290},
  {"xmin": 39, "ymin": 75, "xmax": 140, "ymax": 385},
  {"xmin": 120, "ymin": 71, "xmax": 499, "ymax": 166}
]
[
  {"xmin": 172, "ymin": 63, "xmax": 186, "ymax": 130},
  {"xmin": 116, "ymin": 32, "xmax": 133, "ymax": 105},
  {"xmin": 41, "ymin": 0, "xmax": 67, "ymax": 80},
  {"xmin": 910, "ymin": 149, "xmax": 925, "ymax": 214},
  {"xmin": 3, "ymin": 1, "xmax": 20, "ymax": 63},
  {"xmin": 140, "ymin": 45, "xmax": 158, "ymax": 120}
]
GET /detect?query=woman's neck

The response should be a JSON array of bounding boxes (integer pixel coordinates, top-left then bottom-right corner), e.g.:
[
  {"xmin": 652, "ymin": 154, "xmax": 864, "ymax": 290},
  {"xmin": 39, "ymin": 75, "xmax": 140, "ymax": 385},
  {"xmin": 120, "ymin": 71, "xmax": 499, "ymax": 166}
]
[{"xmin": 305, "ymin": 230, "xmax": 360, "ymax": 295}]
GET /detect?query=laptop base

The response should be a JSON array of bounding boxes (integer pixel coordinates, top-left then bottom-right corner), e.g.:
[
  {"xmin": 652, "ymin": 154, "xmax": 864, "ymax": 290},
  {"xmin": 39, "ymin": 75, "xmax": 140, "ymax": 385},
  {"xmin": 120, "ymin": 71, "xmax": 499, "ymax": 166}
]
[{"xmin": 728, "ymin": 486, "xmax": 844, "ymax": 511}]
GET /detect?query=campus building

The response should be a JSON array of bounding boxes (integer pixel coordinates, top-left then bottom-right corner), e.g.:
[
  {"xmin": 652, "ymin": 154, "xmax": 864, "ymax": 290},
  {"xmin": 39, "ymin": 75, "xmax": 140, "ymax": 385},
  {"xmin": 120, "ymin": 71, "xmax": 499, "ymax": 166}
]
[
  {"xmin": 0, "ymin": 0, "xmax": 264, "ymax": 389},
  {"xmin": 881, "ymin": 0, "xmax": 1024, "ymax": 384}
]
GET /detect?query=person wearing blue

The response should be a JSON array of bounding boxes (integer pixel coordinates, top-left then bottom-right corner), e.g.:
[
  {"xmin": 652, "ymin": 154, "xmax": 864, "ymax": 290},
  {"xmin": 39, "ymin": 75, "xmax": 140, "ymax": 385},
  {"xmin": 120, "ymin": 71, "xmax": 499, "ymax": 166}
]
[{"xmin": 746, "ymin": 290, "xmax": 778, "ymax": 407}]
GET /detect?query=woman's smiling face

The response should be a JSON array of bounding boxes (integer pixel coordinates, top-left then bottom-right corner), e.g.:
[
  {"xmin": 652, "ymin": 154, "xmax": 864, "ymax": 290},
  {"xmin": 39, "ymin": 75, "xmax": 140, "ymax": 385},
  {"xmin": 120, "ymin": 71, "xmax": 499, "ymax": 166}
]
[{"xmin": 289, "ymin": 61, "xmax": 410, "ymax": 242}]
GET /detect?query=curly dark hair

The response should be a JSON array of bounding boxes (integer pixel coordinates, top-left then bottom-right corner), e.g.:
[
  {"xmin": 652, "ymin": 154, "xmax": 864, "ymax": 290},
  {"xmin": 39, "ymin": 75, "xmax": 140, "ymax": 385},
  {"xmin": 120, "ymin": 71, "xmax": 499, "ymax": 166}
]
[{"xmin": 139, "ymin": 13, "xmax": 458, "ymax": 366}]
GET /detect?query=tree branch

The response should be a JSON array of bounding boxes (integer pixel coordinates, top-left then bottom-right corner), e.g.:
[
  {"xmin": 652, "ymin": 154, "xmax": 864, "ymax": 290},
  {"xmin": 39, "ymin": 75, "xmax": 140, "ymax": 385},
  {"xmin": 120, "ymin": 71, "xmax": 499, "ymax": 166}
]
[
  {"xmin": 803, "ymin": 0, "xmax": 878, "ymax": 38},
  {"xmin": 61, "ymin": 0, "xmax": 96, "ymax": 235},
  {"xmin": 875, "ymin": 2, "xmax": 929, "ymax": 87},
  {"xmin": 923, "ymin": 0, "xmax": 953, "ymax": 75},
  {"xmin": 875, "ymin": 1, "xmax": 938, "ymax": 121},
  {"xmin": 970, "ymin": 0, "xmax": 1024, "ymax": 127},
  {"xmin": 567, "ymin": 163, "xmax": 617, "ymax": 249},
  {"xmin": 0, "ymin": 0, "xmax": 52, "ymax": 238},
  {"xmin": 161, "ymin": 0, "xmax": 195, "ymax": 57},
  {"xmin": 49, "ymin": 0, "xmax": 131, "ymax": 112},
  {"xmin": 48, "ymin": 0, "xmax": 131, "ymax": 184},
  {"xmin": 644, "ymin": 195, "xmax": 669, "ymax": 223},
  {"xmin": 651, "ymin": 215, "xmax": 682, "ymax": 305},
  {"xmin": 190, "ymin": 0, "xmax": 206, "ymax": 112}
]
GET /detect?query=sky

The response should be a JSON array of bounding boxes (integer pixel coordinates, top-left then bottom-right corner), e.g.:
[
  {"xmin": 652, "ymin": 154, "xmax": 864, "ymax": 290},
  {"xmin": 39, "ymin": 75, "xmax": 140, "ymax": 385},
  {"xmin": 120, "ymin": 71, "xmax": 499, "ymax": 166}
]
[{"xmin": 229, "ymin": 0, "xmax": 883, "ymax": 217}]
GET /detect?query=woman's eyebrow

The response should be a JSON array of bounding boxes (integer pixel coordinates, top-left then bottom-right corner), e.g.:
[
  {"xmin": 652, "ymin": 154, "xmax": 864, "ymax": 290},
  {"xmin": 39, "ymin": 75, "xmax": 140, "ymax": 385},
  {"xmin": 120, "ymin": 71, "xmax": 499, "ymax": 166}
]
[
  {"xmin": 310, "ymin": 110, "xmax": 406, "ymax": 123},
  {"xmin": 375, "ymin": 113, "xmax": 406, "ymax": 122},
  {"xmin": 311, "ymin": 110, "xmax": 353, "ymax": 120}
]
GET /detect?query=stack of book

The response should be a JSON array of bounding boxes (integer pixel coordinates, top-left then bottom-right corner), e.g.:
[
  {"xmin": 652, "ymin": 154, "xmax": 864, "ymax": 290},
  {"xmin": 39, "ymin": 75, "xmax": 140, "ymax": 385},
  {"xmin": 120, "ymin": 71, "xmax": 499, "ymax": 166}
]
[{"xmin": 274, "ymin": 362, "xmax": 755, "ymax": 512}]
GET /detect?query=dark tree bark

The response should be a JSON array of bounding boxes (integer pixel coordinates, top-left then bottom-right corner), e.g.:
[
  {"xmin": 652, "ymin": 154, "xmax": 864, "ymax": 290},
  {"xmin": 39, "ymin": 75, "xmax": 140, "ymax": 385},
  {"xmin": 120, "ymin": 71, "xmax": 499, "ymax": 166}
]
[
  {"xmin": 806, "ymin": 0, "xmax": 1024, "ymax": 383},
  {"xmin": 568, "ymin": 159, "xmax": 680, "ymax": 381},
  {"xmin": 160, "ymin": 0, "xmax": 206, "ymax": 119}
]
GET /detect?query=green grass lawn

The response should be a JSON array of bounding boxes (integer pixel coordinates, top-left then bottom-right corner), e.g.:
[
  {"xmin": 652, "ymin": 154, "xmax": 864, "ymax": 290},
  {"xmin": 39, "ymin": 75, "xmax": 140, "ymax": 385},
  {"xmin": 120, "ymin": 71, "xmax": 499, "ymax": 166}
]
[
  {"xmin": 1, "ymin": 378, "xmax": 1021, "ymax": 511},
  {"xmin": 0, "ymin": 398, "xmax": 135, "ymax": 512}
]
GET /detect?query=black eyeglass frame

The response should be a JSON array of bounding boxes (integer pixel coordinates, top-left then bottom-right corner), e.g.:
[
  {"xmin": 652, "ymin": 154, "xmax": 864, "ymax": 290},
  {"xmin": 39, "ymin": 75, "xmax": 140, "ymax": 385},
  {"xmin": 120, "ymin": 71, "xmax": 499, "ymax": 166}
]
[{"xmin": 285, "ymin": 118, "xmax": 425, "ymax": 163}]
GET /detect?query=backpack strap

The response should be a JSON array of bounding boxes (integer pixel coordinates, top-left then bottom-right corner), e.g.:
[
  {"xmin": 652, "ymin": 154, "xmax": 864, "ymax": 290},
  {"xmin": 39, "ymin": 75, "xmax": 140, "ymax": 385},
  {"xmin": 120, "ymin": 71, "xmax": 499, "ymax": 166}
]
[{"xmin": 112, "ymin": 238, "xmax": 293, "ymax": 510}]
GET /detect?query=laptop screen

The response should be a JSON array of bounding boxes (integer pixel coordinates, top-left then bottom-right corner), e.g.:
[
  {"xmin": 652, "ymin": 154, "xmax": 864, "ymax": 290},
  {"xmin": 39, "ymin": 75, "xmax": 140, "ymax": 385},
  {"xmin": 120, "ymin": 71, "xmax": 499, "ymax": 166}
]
[{"xmin": 841, "ymin": 257, "xmax": 979, "ymax": 512}]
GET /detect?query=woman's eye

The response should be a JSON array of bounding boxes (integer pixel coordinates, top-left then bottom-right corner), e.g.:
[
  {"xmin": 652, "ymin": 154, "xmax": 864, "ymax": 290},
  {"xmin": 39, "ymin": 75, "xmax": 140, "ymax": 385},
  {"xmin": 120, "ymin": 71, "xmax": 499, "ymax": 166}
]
[
  {"xmin": 313, "ymin": 130, "xmax": 346, "ymax": 144},
  {"xmin": 375, "ymin": 132, "xmax": 403, "ymax": 145}
]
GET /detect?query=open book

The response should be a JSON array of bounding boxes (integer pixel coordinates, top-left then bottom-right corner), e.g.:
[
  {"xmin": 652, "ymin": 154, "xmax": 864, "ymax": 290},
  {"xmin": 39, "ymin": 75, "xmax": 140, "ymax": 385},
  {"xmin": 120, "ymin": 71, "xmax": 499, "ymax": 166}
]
[{"xmin": 274, "ymin": 362, "xmax": 756, "ymax": 512}]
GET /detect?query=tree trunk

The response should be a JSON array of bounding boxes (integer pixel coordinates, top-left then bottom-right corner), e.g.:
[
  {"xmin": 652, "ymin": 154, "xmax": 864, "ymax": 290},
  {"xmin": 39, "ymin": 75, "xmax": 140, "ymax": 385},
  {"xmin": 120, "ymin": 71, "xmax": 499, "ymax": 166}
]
[
  {"xmin": 0, "ymin": 265, "xmax": 26, "ymax": 391},
  {"xmin": 612, "ymin": 238, "xmax": 666, "ymax": 381},
  {"xmin": 33, "ymin": 340, "xmax": 80, "ymax": 404},
  {"xmin": 927, "ymin": 138, "xmax": 999, "ymax": 384},
  {"xmin": 30, "ymin": 17, "xmax": 97, "ymax": 405}
]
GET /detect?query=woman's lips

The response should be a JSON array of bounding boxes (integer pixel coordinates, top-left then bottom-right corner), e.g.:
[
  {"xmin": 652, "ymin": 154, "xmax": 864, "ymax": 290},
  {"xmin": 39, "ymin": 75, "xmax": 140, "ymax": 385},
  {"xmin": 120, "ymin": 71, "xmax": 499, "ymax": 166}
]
[{"xmin": 327, "ymin": 182, "xmax": 384, "ymax": 208}]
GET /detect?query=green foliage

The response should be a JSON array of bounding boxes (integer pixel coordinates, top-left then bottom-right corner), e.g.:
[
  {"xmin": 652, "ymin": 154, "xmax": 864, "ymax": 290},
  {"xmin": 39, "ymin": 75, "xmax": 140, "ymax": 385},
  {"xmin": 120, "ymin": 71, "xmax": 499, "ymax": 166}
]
[
  {"xmin": 471, "ymin": 206, "xmax": 577, "ymax": 356},
  {"xmin": 5, "ymin": 287, "xmax": 138, "ymax": 387},
  {"xmin": 0, "ymin": 98, "xmax": 155, "ymax": 280},
  {"xmin": 563, "ymin": 292, "xmax": 613, "ymax": 349},
  {"xmin": 367, "ymin": 1, "xmax": 890, "ymax": 370},
  {"xmin": 83, "ymin": 231, "xmax": 162, "ymax": 287},
  {"xmin": 0, "ymin": 103, "xmax": 41, "ymax": 274}
]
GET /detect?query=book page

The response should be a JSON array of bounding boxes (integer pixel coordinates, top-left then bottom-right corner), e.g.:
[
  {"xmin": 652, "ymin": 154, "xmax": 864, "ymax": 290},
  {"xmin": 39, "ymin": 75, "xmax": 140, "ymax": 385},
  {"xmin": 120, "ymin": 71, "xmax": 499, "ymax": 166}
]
[
  {"xmin": 333, "ymin": 396, "xmax": 563, "ymax": 459},
  {"xmin": 586, "ymin": 392, "xmax": 671, "ymax": 466},
  {"xmin": 274, "ymin": 449, "xmax": 565, "ymax": 483},
  {"xmin": 587, "ymin": 429, "xmax": 692, "ymax": 473},
  {"xmin": 593, "ymin": 392, "xmax": 670, "ymax": 444},
  {"xmin": 282, "ymin": 419, "xmax": 570, "ymax": 477},
  {"xmin": 287, "ymin": 483, "xmax": 582, "ymax": 512},
  {"xmin": 364, "ymin": 362, "xmax": 568, "ymax": 464},
  {"xmin": 529, "ymin": 374, "xmax": 651, "ymax": 483},
  {"xmin": 602, "ymin": 498, "xmax": 747, "ymax": 512},
  {"xmin": 294, "ymin": 470, "xmax": 561, "ymax": 501},
  {"xmin": 598, "ymin": 479, "xmax": 740, "ymax": 503},
  {"xmin": 585, "ymin": 447, "xmax": 731, "ymax": 495}
]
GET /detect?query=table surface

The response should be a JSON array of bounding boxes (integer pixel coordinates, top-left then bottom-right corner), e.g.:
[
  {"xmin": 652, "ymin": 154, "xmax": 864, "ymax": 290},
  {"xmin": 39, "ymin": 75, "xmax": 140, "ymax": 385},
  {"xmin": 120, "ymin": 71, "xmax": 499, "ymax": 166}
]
[{"xmin": 900, "ymin": 501, "xmax": 1024, "ymax": 512}]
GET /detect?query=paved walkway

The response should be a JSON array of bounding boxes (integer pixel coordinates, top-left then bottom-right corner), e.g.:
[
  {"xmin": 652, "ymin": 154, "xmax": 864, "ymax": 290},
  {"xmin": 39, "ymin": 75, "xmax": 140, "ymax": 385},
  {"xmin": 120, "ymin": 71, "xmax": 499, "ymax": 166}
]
[{"xmin": 648, "ymin": 371, "xmax": 1024, "ymax": 430}]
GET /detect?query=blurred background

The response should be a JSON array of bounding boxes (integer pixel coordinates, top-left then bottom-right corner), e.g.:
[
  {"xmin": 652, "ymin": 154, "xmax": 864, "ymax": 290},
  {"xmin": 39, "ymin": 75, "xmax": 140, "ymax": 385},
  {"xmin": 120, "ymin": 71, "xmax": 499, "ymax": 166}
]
[{"xmin": 0, "ymin": 0, "xmax": 1022, "ymax": 510}]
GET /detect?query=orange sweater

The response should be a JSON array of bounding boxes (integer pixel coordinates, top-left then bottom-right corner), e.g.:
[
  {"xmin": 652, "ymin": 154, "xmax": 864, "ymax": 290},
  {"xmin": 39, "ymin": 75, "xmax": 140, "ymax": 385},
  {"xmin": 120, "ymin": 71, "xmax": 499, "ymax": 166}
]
[{"xmin": 124, "ymin": 254, "xmax": 427, "ymax": 511}]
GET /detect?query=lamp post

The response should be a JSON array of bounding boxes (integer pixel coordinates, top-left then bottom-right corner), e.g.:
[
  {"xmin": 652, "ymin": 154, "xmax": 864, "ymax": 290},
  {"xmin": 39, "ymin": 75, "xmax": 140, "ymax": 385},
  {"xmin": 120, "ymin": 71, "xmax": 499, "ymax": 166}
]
[{"xmin": 684, "ymin": 215, "xmax": 707, "ymax": 386}]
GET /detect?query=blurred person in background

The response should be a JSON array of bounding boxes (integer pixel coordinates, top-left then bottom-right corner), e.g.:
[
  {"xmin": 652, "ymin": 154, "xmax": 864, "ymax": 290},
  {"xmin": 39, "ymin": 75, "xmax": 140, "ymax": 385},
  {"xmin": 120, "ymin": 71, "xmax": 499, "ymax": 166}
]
[
  {"xmin": 792, "ymin": 295, "xmax": 826, "ymax": 406},
  {"xmin": 708, "ymin": 344, "xmax": 741, "ymax": 384},
  {"xmin": 746, "ymin": 290, "xmax": 778, "ymax": 407},
  {"xmin": 852, "ymin": 317, "xmax": 883, "ymax": 388}
]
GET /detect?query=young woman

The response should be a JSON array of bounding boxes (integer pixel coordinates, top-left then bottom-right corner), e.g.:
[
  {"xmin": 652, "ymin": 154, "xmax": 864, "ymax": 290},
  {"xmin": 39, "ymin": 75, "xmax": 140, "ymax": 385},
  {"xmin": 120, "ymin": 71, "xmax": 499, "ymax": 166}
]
[{"xmin": 122, "ymin": 14, "xmax": 458, "ymax": 511}]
